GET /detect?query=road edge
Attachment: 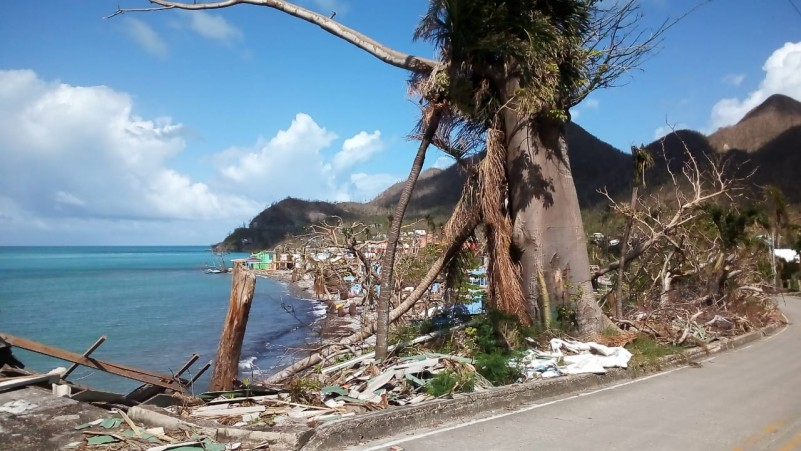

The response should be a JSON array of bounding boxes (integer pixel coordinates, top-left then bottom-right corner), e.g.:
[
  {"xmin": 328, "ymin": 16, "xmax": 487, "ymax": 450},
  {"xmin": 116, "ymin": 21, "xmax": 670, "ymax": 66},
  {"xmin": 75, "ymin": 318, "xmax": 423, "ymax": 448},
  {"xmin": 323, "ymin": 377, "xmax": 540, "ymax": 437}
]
[{"xmin": 300, "ymin": 319, "xmax": 788, "ymax": 450}]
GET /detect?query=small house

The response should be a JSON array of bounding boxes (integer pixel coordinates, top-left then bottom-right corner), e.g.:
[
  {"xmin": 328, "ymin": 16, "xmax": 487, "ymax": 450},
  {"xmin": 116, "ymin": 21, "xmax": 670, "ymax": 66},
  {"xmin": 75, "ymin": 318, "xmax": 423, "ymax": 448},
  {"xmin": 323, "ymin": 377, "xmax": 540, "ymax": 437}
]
[{"xmin": 246, "ymin": 250, "xmax": 274, "ymax": 270}]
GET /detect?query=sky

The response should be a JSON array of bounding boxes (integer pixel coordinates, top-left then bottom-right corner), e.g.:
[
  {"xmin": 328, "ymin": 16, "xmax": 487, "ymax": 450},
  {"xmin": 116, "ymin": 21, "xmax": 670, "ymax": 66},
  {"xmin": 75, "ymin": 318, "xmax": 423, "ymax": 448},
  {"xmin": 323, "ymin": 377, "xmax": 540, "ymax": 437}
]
[{"xmin": 1, "ymin": 0, "xmax": 800, "ymax": 246}]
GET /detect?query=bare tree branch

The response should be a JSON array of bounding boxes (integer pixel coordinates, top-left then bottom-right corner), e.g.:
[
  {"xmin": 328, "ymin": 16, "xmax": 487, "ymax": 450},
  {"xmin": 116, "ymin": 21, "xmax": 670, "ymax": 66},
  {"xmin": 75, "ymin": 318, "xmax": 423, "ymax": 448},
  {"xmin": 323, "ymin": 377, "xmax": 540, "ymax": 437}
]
[{"xmin": 110, "ymin": 0, "xmax": 439, "ymax": 72}]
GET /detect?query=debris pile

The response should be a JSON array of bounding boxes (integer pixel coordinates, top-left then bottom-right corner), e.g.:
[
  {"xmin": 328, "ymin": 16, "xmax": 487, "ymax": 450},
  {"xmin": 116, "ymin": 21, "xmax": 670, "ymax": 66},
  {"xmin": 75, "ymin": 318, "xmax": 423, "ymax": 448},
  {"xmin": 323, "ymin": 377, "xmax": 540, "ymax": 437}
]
[
  {"xmin": 317, "ymin": 352, "xmax": 493, "ymax": 409},
  {"xmin": 70, "ymin": 409, "xmax": 237, "ymax": 450},
  {"xmin": 169, "ymin": 352, "xmax": 493, "ymax": 432}
]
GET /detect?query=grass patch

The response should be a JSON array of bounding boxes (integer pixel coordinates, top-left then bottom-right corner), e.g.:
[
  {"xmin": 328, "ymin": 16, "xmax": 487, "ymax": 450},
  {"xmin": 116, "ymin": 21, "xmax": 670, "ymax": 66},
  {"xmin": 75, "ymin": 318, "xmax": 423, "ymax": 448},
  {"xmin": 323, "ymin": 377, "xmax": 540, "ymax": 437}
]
[{"xmin": 626, "ymin": 337, "xmax": 681, "ymax": 374}]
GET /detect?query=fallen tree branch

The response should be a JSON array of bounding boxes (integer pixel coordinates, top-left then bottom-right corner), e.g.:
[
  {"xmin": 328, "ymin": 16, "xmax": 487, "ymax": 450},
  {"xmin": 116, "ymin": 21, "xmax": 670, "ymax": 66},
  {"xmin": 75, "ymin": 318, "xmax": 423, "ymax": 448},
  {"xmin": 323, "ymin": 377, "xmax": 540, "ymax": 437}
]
[
  {"xmin": 263, "ymin": 197, "xmax": 480, "ymax": 383},
  {"xmin": 109, "ymin": 0, "xmax": 438, "ymax": 72}
]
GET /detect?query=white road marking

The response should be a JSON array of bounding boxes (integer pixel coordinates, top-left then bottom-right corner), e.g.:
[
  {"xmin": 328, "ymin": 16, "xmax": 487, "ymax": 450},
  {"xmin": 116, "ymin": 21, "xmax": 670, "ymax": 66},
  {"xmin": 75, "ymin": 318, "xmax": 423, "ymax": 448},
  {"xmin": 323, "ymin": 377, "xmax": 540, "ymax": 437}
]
[{"xmin": 357, "ymin": 322, "xmax": 790, "ymax": 451}]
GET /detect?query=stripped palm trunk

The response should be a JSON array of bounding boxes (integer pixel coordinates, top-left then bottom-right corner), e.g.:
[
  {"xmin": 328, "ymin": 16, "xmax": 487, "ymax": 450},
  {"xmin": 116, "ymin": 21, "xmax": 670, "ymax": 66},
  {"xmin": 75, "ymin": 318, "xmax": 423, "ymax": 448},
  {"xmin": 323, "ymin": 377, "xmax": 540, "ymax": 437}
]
[{"xmin": 375, "ymin": 106, "xmax": 444, "ymax": 360}]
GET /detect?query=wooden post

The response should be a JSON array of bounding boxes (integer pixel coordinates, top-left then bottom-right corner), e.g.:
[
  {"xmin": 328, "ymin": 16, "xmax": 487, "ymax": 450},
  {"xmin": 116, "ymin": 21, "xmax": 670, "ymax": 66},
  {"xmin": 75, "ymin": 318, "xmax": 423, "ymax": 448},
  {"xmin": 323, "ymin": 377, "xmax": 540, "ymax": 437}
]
[{"xmin": 209, "ymin": 261, "xmax": 256, "ymax": 391}]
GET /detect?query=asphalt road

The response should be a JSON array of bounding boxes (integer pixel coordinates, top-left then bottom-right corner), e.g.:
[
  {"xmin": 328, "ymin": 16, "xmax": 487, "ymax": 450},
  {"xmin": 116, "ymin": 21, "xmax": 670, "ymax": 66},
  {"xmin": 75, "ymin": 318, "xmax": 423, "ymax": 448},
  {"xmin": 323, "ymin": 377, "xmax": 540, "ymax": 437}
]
[{"xmin": 352, "ymin": 296, "xmax": 801, "ymax": 451}]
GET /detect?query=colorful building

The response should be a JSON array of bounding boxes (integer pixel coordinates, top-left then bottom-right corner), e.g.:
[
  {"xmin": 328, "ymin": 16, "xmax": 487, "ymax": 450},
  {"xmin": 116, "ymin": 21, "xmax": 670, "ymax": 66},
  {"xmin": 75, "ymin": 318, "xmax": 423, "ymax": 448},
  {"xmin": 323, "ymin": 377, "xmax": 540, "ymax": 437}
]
[{"xmin": 245, "ymin": 250, "xmax": 274, "ymax": 270}]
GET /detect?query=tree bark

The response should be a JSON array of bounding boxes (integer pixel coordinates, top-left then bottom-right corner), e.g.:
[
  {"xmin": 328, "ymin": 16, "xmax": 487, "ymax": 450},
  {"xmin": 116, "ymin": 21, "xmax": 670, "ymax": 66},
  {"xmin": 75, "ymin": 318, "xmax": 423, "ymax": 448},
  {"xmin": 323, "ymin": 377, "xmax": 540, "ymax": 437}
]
[
  {"xmin": 375, "ymin": 107, "xmax": 443, "ymax": 361},
  {"xmin": 502, "ymin": 97, "xmax": 612, "ymax": 337},
  {"xmin": 210, "ymin": 261, "xmax": 257, "ymax": 391},
  {"xmin": 615, "ymin": 185, "xmax": 639, "ymax": 318}
]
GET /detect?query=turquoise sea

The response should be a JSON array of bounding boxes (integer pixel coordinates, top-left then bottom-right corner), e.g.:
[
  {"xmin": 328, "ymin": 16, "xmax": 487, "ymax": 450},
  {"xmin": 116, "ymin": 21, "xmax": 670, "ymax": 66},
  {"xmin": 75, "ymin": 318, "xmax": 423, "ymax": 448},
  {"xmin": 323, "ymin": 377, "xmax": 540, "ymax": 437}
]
[{"xmin": 0, "ymin": 246, "xmax": 321, "ymax": 394}]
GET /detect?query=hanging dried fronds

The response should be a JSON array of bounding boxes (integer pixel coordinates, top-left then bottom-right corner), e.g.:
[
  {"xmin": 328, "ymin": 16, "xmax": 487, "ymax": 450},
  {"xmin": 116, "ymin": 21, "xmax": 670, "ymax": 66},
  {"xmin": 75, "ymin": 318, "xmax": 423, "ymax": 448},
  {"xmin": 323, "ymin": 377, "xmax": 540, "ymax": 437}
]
[{"xmin": 480, "ymin": 128, "xmax": 528, "ymax": 323}]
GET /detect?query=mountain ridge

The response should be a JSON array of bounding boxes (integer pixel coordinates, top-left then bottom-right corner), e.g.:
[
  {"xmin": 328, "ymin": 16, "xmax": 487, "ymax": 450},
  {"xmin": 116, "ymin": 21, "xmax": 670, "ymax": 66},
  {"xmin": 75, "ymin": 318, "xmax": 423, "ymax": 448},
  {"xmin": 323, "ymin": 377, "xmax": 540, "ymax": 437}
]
[{"xmin": 221, "ymin": 95, "xmax": 801, "ymax": 251}]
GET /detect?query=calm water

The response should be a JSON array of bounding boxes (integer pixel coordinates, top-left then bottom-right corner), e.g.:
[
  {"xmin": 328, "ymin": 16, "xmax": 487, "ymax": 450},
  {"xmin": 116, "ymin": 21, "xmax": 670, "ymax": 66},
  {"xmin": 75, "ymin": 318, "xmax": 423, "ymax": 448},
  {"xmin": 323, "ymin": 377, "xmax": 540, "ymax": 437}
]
[{"xmin": 0, "ymin": 246, "xmax": 321, "ymax": 394}]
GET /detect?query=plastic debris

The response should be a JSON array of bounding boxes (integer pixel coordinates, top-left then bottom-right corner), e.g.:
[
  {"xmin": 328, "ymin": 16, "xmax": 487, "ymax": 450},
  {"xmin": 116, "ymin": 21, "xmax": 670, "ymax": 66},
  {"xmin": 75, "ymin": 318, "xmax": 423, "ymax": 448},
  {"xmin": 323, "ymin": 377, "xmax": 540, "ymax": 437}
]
[{"xmin": 514, "ymin": 338, "xmax": 633, "ymax": 380}]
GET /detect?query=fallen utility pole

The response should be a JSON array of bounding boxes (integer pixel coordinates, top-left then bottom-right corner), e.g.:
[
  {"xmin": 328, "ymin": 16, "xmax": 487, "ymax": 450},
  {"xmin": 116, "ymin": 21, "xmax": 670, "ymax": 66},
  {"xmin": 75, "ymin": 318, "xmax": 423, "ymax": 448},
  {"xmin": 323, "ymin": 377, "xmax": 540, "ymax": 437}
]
[
  {"xmin": 210, "ymin": 260, "xmax": 257, "ymax": 391},
  {"xmin": 0, "ymin": 332, "xmax": 187, "ymax": 392}
]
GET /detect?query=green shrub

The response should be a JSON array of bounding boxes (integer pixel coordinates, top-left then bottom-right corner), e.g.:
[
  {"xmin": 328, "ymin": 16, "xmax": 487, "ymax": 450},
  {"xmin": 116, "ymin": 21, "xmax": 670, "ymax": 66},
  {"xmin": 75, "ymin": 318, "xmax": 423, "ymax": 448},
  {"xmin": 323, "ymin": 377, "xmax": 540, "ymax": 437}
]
[
  {"xmin": 474, "ymin": 352, "xmax": 520, "ymax": 385},
  {"xmin": 426, "ymin": 370, "xmax": 475, "ymax": 397}
]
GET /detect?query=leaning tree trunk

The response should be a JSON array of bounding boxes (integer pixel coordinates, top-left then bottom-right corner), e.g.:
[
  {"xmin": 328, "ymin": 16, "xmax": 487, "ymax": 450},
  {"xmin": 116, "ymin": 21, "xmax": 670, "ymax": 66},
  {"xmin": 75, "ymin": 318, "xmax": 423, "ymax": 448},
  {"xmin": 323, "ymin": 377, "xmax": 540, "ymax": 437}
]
[
  {"xmin": 501, "ymin": 101, "xmax": 613, "ymax": 337},
  {"xmin": 375, "ymin": 106, "xmax": 443, "ymax": 360}
]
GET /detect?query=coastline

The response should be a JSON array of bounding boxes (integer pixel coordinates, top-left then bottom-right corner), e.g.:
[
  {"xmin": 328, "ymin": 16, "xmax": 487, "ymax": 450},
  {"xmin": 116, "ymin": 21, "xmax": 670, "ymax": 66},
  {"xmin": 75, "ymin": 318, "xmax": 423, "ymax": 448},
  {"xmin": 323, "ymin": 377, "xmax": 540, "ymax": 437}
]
[{"xmin": 253, "ymin": 269, "xmax": 365, "ymax": 345}]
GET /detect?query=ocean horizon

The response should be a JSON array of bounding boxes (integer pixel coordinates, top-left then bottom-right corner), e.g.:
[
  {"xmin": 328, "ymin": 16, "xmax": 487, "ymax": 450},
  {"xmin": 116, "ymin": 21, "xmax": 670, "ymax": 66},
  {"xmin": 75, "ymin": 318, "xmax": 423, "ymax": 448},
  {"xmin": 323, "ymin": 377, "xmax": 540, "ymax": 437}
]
[{"xmin": 0, "ymin": 245, "xmax": 321, "ymax": 394}]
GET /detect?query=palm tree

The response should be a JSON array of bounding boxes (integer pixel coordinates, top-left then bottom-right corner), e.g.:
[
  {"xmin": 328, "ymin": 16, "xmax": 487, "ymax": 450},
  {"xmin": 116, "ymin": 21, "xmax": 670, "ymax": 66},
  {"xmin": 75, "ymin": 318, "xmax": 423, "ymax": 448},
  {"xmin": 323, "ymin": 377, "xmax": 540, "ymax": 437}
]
[
  {"xmin": 414, "ymin": 0, "xmax": 628, "ymax": 334},
  {"xmin": 118, "ymin": 0, "xmax": 668, "ymax": 359}
]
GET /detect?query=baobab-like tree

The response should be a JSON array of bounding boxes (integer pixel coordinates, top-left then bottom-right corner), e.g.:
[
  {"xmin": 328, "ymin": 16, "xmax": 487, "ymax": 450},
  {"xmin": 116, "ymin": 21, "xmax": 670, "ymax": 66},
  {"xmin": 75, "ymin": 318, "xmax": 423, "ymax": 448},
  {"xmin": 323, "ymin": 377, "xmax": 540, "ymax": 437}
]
[{"xmin": 112, "ymin": 0, "xmax": 672, "ymax": 362}]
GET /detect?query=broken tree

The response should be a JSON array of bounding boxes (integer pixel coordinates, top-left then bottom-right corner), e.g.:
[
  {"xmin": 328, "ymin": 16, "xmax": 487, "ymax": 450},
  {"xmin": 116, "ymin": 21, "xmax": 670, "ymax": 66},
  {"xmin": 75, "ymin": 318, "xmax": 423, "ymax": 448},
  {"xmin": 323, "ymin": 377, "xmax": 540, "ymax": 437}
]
[
  {"xmin": 113, "ymin": 0, "xmax": 672, "ymax": 357},
  {"xmin": 210, "ymin": 261, "xmax": 257, "ymax": 391}
]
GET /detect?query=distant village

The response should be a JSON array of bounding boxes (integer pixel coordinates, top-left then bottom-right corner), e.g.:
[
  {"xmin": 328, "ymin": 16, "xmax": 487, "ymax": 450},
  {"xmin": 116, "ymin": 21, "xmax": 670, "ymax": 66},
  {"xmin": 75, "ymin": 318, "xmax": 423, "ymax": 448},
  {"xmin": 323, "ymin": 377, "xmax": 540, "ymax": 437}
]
[
  {"xmin": 223, "ymin": 224, "xmax": 801, "ymax": 323},
  {"xmin": 224, "ymin": 227, "xmax": 489, "ymax": 321}
]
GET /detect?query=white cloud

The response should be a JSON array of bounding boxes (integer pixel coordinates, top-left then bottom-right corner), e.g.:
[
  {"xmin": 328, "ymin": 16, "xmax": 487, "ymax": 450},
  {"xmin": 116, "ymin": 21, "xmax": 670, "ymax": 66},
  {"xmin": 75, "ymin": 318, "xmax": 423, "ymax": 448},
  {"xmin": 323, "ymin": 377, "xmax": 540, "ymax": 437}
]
[
  {"xmin": 124, "ymin": 18, "xmax": 168, "ymax": 58},
  {"xmin": 332, "ymin": 131, "xmax": 383, "ymax": 171},
  {"xmin": 185, "ymin": 11, "xmax": 244, "ymax": 43},
  {"xmin": 432, "ymin": 156, "xmax": 453, "ymax": 169},
  {"xmin": 570, "ymin": 97, "xmax": 600, "ymax": 120},
  {"xmin": 349, "ymin": 173, "xmax": 398, "ymax": 201},
  {"xmin": 215, "ymin": 116, "xmax": 394, "ymax": 203},
  {"xmin": 710, "ymin": 41, "xmax": 801, "ymax": 129},
  {"xmin": 583, "ymin": 98, "xmax": 600, "ymax": 110},
  {"xmin": 0, "ymin": 69, "xmax": 259, "ymax": 244},
  {"xmin": 54, "ymin": 191, "xmax": 86, "ymax": 208},
  {"xmin": 217, "ymin": 113, "xmax": 337, "ymax": 196},
  {"xmin": 722, "ymin": 73, "xmax": 746, "ymax": 87},
  {"xmin": 0, "ymin": 70, "xmax": 401, "ymax": 244}
]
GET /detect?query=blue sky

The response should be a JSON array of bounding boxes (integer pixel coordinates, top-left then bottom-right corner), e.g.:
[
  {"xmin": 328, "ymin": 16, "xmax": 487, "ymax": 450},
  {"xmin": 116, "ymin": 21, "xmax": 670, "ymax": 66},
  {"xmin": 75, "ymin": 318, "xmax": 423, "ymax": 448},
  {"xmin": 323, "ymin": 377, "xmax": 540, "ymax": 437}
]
[{"xmin": 1, "ymin": 0, "xmax": 800, "ymax": 246}]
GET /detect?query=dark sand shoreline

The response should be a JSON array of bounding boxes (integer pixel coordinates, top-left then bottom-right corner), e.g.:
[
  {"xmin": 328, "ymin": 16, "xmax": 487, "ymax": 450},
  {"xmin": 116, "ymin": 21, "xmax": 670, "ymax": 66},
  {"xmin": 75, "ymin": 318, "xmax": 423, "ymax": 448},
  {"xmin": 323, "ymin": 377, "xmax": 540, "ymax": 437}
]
[{"xmin": 254, "ymin": 270, "xmax": 363, "ymax": 343}]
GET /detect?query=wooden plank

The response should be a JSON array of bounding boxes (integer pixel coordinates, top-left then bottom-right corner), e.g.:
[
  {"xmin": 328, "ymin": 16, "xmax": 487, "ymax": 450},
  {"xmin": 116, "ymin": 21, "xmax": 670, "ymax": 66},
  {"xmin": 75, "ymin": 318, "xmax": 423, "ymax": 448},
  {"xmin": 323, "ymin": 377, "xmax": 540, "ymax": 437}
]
[
  {"xmin": 0, "ymin": 373, "xmax": 60, "ymax": 393},
  {"xmin": 189, "ymin": 360, "xmax": 211, "ymax": 384},
  {"xmin": 0, "ymin": 333, "xmax": 185, "ymax": 392},
  {"xmin": 175, "ymin": 353, "xmax": 200, "ymax": 377},
  {"xmin": 190, "ymin": 405, "xmax": 266, "ymax": 417},
  {"xmin": 126, "ymin": 353, "xmax": 200, "ymax": 402},
  {"xmin": 64, "ymin": 335, "xmax": 106, "ymax": 378}
]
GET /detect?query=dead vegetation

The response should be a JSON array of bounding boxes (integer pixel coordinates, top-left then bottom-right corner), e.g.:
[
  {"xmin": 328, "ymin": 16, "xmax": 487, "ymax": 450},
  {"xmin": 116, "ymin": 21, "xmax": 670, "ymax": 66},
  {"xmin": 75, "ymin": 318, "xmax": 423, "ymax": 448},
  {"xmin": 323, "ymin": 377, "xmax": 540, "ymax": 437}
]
[{"xmin": 593, "ymin": 137, "xmax": 785, "ymax": 350}]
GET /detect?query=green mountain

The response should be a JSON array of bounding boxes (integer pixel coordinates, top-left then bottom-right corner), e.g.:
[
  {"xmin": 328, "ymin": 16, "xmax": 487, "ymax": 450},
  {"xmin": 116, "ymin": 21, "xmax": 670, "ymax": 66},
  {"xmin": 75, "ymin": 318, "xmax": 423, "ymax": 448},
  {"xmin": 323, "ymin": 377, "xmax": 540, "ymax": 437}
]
[
  {"xmin": 220, "ymin": 122, "xmax": 632, "ymax": 251},
  {"xmin": 220, "ymin": 95, "xmax": 801, "ymax": 251}
]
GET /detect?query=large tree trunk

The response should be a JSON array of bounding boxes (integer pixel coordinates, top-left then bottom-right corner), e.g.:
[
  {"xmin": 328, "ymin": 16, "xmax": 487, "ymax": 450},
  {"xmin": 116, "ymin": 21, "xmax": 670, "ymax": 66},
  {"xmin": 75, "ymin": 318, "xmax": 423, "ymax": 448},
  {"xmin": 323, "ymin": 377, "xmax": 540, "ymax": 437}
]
[{"xmin": 501, "ymin": 100, "xmax": 612, "ymax": 337}]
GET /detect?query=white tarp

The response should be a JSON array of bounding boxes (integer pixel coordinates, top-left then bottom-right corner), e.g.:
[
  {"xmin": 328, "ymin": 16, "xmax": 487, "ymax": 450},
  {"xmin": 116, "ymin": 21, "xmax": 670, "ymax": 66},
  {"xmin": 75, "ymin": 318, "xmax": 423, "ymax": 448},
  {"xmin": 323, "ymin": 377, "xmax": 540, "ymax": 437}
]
[{"xmin": 515, "ymin": 338, "xmax": 633, "ymax": 379}]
